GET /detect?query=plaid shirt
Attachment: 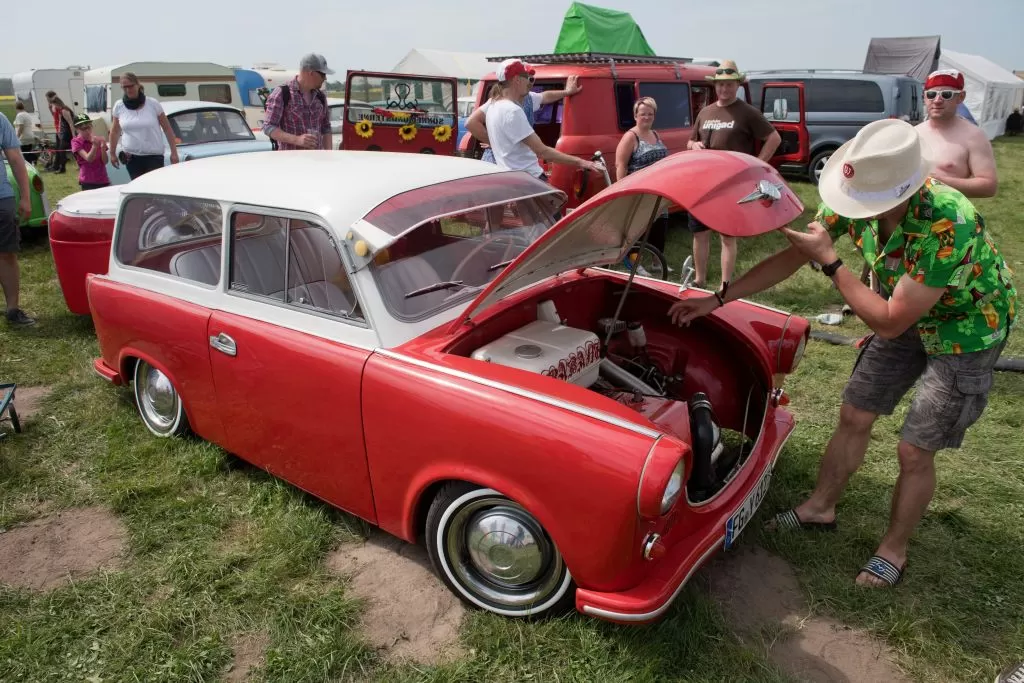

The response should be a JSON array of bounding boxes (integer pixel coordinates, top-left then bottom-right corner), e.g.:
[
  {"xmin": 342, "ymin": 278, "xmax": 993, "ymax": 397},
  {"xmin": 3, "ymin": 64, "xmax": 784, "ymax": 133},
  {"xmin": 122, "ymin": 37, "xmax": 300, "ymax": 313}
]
[{"xmin": 261, "ymin": 78, "xmax": 331, "ymax": 150}]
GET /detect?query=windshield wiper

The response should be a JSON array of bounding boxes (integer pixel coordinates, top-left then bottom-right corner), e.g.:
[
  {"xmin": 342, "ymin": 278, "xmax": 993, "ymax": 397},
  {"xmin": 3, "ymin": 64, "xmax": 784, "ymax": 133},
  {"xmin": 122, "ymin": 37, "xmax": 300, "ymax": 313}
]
[
  {"xmin": 404, "ymin": 280, "xmax": 466, "ymax": 299},
  {"xmin": 488, "ymin": 259, "xmax": 515, "ymax": 272}
]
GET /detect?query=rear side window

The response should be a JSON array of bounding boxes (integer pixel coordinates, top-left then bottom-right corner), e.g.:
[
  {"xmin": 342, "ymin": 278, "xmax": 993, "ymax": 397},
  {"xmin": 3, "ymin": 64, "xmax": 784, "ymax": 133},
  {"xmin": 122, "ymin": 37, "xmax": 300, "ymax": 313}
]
[
  {"xmin": 896, "ymin": 80, "xmax": 922, "ymax": 122},
  {"xmin": 228, "ymin": 211, "xmax": 361, "ymax": 319},
  {"xmin": 157, "ymin": 84, "xmax": 187, "ymax": 98},
  {"xmin": 116, "ymin": 196, "xmax": 224, "ymax": 286},
  {"xmin": 638, "ymin": 82, "xmax": 691, "ymax": 129},
  {"xmin": 806, "ymin": 79, "xmax": 884, "ymax": 113},
  {"xmin": 198, "ymin": 84, "xmax": 232, "ymax": 104}
]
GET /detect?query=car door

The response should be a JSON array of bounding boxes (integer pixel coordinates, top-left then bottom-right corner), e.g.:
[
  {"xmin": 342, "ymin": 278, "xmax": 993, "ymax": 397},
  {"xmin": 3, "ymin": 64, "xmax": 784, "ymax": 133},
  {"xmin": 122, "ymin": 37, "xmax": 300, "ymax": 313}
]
[
  {"xmin": 342, "ymin": 70, "xmax": 458, "ymax": 155},
  {"xmin": 759, "ymin": 82, "xmax": 809, "ymax": 168},
  {"xmin": 207, "ymin": 207, "xmax": 378, "ymax": 522}
]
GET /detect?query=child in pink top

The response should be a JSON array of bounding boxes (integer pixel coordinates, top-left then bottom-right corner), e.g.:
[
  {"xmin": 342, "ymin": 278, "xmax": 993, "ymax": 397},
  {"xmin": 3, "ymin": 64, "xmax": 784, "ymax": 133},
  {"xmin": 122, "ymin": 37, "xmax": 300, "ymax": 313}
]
[{"xmin": 70, "ymin": 114, "xmax": 111, "ymax": 190}]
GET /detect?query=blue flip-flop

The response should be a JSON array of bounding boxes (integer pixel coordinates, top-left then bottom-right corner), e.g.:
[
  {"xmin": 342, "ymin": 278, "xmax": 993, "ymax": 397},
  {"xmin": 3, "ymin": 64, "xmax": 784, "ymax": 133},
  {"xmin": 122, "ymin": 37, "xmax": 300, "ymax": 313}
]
[
  {"xmin": 771, "ymin": 508, "xmax": 838, "ymax": 532},
  {"xmin": 858, "ymin": 555, "xmax": 906, "ymax": 587}
]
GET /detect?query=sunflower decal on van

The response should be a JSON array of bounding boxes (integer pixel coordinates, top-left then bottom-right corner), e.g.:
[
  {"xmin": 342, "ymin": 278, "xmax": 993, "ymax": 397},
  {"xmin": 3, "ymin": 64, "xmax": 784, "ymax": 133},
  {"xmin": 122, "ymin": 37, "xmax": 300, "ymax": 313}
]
[
  {"xmin": 355, "ymin": 120, "xmax": 374, "ymax": 139},
  {"xmin": 398, "ymin": 124, "xmax": 418, "ymax": 142},
  {"xmin": 432, "ymin": 125, "xmax": 453, "ymax": 143}
]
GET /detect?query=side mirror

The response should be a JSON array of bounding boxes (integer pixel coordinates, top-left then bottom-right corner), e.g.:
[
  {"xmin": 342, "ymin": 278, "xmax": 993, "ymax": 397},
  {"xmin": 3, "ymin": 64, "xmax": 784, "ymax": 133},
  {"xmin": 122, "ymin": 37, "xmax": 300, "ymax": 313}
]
[{"xmin": 772, "ymin": 98, "xmax": 789, "ymax": 121}]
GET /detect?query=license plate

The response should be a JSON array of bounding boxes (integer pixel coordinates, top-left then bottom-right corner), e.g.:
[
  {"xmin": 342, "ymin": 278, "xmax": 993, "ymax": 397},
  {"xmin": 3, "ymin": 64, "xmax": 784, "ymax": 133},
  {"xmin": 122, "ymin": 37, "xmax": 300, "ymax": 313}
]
[{"xmin": 724, "ymin": 464, "xmax": 773, "ymax": 549}]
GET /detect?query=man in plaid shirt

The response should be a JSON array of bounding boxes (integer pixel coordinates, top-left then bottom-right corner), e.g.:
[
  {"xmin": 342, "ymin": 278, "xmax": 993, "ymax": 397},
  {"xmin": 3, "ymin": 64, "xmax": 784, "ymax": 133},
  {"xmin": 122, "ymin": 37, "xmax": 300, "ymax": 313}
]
[{"xmin": 262, "ymin": 53, "xmax": 334, "ymax": 151}]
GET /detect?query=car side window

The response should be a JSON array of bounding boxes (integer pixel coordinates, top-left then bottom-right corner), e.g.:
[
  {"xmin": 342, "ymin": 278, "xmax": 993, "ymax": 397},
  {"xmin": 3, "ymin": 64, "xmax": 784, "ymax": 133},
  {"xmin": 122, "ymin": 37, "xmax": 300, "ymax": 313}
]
[
  {"xmin": 115, "ymin": 195, "xmax": 224, "ymax": 286},
  {"xmin": 615, "ymin": 82, "xmax": 636, "ymax": 130},
  {"xmin": 228, "ymin": 211, "xmax": 362, "ymax": 320},
  {"xmin": 638, "ymin": 82, "xmax": 691, "ymax": 130}
]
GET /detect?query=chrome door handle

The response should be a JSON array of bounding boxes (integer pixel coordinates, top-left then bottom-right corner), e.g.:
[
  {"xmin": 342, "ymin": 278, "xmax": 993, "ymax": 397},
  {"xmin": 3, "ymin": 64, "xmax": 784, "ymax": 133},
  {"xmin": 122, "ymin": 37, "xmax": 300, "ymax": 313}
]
[{"xmin": 209, "ymin": 332, "xmax": 237, "ymax": 357}]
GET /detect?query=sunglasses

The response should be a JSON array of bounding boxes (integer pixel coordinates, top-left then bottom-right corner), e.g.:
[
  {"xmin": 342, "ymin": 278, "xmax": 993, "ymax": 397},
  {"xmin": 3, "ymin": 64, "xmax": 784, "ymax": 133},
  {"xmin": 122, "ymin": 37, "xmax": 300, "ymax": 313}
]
[
  {"xmin": 925, "ymin": 89, "xmax": 961, "ymax": 100},
  {"xmin": 716, "ymin": 68, "xmax": 737, "ymax": 75}
]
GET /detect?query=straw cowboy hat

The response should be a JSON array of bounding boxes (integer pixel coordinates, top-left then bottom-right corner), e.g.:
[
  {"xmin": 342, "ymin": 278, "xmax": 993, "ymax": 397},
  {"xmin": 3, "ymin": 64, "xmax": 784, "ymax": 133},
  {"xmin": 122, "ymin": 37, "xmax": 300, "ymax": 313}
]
[
  {"xmin": 705, "ymin": 59, "xmax": 745, "ymax": 82},
  {"xmin": 818, "ymin": 119, "xmax": 934, "ymax": 219}
]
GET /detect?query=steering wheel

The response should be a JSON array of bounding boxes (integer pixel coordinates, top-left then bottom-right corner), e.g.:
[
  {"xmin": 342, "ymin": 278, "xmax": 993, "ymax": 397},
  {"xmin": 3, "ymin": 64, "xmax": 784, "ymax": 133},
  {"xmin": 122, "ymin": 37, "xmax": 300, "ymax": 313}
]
[{"xmin": 450, "ymin": 231, "xmax": 533, "ymax": 285}]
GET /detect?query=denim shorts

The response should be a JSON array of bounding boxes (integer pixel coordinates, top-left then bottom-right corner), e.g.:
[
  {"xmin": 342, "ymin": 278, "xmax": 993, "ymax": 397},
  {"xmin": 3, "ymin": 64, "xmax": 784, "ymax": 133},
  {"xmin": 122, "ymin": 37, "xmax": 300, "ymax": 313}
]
[
  {"xmin": 843, "ymin": 327, "xmax": 1007, "ymax": 451},
  {"xmin": 0, "ymin": 197, "xmax": 19, "ymax": 253}
]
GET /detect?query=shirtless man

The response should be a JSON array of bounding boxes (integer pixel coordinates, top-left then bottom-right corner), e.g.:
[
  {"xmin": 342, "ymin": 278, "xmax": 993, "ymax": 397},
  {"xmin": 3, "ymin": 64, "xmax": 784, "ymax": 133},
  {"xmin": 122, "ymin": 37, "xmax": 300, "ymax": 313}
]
[{"xmin": 915, "ymin": 69, "xmax": 998, "ymax": 198}]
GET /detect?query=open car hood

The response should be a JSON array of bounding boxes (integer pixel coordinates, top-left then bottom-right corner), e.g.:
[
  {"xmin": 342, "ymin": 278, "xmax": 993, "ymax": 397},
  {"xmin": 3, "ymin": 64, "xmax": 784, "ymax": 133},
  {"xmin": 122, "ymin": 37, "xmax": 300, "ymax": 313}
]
[{"xmin": 456, "ymin": 150, "xmax": 805, "ymax": 323}]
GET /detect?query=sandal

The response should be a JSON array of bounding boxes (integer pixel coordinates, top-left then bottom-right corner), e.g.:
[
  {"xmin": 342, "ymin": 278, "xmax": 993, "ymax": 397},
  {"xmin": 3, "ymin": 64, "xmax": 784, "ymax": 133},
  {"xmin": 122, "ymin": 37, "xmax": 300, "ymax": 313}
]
[
  {"xmin": 770, "ymin": 508, "xmax": 838, "ymax": 532},
  {"xmin": 857, "ymin": 555, "xmax": 906, "ymax": 587}
]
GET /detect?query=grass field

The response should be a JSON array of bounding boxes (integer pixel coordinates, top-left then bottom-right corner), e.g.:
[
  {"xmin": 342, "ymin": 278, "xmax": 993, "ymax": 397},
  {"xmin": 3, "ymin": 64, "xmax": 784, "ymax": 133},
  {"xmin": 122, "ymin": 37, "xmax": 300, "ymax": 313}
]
[{"xmin": 1, "ymin": 139, "xmax": 1022, "ymax": 682}]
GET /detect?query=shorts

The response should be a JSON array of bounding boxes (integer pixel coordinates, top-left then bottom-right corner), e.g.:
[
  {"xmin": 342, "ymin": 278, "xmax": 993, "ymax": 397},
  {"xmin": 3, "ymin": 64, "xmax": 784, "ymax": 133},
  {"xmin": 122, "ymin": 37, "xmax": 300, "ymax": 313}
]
[
  {"xmin": 842, "ymin": 326, "xmax": 1007, "ymax": 451},
  {"xmin": 686, "ymin": 213, "xmax": 710, "ymax": 234},
  {"xmin": 0, "ymin": 197, "xmax": 19, "ymax": 253}
]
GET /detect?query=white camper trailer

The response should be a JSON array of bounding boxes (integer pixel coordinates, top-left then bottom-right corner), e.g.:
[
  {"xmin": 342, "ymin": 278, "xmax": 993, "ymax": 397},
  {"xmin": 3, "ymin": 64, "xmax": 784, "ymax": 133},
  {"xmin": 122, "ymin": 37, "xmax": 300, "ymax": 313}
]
[
  {"xmin": 84, "ymin": 62, "xmax": 242, "ymax": 136},
  {"xmin": 11, "ymin": 68, "xmax": 87, "ymax": 140}
]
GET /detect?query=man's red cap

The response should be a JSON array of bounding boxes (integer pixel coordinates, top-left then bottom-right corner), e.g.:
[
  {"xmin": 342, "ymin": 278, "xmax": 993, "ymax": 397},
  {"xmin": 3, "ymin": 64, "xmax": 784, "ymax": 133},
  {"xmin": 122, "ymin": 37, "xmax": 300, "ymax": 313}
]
[
  {"xmin": 496, "ymin": 59, "xmax": 536, "ymax": 83},
  {"xmin": 925, "ymin": 69, "xmax": 965, "ymax": 91}
]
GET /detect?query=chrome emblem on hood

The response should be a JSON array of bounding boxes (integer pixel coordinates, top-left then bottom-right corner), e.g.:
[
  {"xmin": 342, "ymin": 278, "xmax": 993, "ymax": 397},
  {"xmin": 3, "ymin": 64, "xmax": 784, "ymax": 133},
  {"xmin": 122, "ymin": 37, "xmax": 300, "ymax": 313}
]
[{"xmin": 738, "ymin": 180, "xmax": 783, "ymax": 205}]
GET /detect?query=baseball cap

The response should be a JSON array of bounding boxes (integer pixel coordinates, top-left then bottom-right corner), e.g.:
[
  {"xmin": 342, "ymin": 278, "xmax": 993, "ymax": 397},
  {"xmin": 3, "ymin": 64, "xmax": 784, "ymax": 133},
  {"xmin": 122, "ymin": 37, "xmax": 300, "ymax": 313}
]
[
  {"xmin": 73, "ymin": 113, "xmax": 93, "ymax": 128},
  {"xmin": 299, "ymin": 53, "xmax": 334, "ymax": 75},
  {"xmin": 496, "ymin": 59, "xmax": 535, "ymax": 83},
  {"xmin": 925, "ymin": 69, "xmax": 964, "ymax": 91}
]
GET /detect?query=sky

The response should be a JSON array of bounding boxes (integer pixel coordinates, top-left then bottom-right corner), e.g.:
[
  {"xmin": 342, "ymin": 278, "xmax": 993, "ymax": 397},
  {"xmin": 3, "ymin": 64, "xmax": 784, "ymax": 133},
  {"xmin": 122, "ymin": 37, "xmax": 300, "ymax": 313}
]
[{"xmin": 3, "ymin": 0, "xmax": 1021, "ymax": 77}]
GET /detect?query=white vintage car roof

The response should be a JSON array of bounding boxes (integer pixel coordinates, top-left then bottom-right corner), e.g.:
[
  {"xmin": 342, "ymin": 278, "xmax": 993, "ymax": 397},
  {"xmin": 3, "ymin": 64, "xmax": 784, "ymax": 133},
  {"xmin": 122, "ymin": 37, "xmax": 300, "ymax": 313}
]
[
  {"xmin": 120, "ymin": 151, "xmax": 508, "ymax": 248},
  {"xmin": 160, "ymin": 101, "xmax": 244, "ymax": 115}
]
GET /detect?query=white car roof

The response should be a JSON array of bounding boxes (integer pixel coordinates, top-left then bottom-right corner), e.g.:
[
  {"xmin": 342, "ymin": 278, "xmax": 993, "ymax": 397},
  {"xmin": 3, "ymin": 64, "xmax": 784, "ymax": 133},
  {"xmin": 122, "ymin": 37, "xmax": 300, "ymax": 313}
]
[
  {"xmin": 121, "ymin": 151, "xmax": 508, "ymax": 240},
  {"xmin": 160, "ymin": 100, "xmax": 243, "ymax": 115}
]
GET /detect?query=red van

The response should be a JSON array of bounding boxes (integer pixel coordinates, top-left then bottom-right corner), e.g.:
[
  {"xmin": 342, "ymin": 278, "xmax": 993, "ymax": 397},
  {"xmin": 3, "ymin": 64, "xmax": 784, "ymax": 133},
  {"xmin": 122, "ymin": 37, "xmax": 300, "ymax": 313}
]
[{"xmin": 458, "ymin": 53, "xmax": 757, "ymax": 210}]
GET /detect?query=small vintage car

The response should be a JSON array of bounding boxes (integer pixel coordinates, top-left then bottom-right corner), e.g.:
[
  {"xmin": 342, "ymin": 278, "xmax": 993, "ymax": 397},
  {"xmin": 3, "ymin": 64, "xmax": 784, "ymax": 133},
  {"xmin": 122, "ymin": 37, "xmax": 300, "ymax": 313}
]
[
  {"xmin": 106, "ymin": 101, "xmax": 272, "ymax": 185},
  {"xmin": 4, "ymin": 159, "xmax": 49, "ymax": 229},
  {"xmin": 79, "ymin": 150, "xmax": 808, "ymax": 623}
]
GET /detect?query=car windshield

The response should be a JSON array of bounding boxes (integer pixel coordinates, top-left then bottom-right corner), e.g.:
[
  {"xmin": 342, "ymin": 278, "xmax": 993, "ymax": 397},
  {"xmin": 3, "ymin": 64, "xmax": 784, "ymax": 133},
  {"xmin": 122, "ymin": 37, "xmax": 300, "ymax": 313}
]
[
  {"xmin": 169, "ymin": 109, "xmax": 255, "ymax": 145},
  {"xmin": 366, "ymin": 173, "xmax": 564, "ymax": 321}
]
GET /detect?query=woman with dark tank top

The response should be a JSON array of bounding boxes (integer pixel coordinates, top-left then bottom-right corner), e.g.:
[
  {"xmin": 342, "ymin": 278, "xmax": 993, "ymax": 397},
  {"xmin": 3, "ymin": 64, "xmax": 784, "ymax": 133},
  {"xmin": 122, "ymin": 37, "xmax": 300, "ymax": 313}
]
[{"xmin": 614, "ymin": 96, "xmax": 670, "ymax": 252}]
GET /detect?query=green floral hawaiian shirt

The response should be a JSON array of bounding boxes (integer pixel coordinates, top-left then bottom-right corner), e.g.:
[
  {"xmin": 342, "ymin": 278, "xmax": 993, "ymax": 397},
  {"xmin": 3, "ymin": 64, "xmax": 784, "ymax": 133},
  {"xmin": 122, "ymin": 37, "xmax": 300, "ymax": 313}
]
[{"xmin": 816, "ymin": 179, "xmax": 1017, "ymax": 355}]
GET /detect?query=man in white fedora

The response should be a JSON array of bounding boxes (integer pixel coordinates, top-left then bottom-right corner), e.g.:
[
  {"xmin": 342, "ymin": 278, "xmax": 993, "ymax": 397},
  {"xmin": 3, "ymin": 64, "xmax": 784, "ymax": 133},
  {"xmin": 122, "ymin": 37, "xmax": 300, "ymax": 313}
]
[
  {"xmin": 668, "ymin": 119, "xmax": 1016, "ymax": 588},
  {"xmin": 915, "ymin": 69, "xmax": 997, "ymax": 198}
]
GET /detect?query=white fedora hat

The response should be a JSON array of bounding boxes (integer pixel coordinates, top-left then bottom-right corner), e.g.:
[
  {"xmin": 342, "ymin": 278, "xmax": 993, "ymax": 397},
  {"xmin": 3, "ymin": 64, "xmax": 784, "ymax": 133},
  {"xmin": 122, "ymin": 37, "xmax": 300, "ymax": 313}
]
[{"xmin": 818, "ymin": 119, "xmax": 934, "ymax": 219}]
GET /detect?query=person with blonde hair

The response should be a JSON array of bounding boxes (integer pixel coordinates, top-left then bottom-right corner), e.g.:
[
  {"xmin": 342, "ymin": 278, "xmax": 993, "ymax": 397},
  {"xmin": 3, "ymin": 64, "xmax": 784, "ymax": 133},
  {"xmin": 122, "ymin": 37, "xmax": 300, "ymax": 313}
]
[
  {"xmin": 614, "ymin": 96, "xmax": 669, "ymax": 253},
  {"xmin": 108, "ymin": 72, "xmax": 179, "ymax": 179}
]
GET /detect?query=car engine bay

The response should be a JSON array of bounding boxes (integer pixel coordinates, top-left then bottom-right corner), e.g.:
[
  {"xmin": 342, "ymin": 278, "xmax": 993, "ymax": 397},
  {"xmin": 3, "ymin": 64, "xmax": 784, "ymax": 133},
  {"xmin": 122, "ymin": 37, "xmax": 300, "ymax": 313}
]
[{"xmin": 468, "ymin": 297, "xmax": 763, "ymax": 504}]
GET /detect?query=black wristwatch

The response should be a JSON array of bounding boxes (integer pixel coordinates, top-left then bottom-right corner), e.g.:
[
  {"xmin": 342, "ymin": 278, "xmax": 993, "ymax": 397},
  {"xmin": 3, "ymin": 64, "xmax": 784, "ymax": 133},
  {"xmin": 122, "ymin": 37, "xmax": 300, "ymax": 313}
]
[{"xmin": 821, "ymin": 258, "xmax": 843, "ymax": 277}]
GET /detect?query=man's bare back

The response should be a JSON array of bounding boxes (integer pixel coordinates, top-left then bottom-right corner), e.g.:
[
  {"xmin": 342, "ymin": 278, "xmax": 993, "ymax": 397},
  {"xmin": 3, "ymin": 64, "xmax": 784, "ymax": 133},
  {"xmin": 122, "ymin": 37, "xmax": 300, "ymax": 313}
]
[{"xmin": 916, "ymin": 116, "xmax": 998, "ymax": 197}]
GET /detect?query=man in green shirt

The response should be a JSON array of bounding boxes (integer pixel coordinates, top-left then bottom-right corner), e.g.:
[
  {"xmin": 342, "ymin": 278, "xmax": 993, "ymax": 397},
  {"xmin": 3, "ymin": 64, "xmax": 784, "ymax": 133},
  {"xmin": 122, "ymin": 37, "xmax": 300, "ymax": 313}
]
[{"xmin": 668, "ymin": 119, "xmax": 1016, "ymax": 588}]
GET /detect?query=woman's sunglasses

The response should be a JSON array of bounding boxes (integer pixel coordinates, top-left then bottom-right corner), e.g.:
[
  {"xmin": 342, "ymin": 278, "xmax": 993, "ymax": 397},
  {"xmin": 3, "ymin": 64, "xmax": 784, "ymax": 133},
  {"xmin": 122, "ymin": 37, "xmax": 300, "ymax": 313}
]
[
  {"xmin": 716, "ymin": 68, "xmax": 737, "ymax": 75},
  {"xmin": 925, "ymin": 89, "xmax": 960, "ymax": 101}
]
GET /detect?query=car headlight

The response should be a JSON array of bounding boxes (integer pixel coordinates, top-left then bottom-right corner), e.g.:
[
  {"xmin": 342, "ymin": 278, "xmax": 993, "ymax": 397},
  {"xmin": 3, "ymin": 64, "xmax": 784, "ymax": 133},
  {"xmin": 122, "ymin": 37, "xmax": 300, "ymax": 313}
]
[
  {"xmin": 791, "ymin": 332, "xmax": 807, "ymax": 371},
  {"xmin": 32, "ymin": 174, "xmax": 44, "ymax": 194},
  {"xmin": 660, "ymin": 460, "xmax": 685, "ymax": 514}
]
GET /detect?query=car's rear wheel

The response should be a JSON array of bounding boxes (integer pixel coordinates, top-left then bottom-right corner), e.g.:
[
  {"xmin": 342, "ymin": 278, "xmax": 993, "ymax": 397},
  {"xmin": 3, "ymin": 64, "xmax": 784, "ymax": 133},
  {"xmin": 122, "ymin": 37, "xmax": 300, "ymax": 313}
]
[
  {"xmin": 132, "ymin": 360, "xmax": 190, "ymax": 438},
  {"xmin": 425, "ymin": 483, "xmax": 575, "ymax": 618}
]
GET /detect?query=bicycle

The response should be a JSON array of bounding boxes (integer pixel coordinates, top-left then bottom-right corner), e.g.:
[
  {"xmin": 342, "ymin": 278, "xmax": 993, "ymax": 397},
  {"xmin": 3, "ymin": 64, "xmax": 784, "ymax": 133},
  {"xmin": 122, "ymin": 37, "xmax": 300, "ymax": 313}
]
[{"xmin": 590, "ymin": 151, "xmax": 670, "ymax": 280}]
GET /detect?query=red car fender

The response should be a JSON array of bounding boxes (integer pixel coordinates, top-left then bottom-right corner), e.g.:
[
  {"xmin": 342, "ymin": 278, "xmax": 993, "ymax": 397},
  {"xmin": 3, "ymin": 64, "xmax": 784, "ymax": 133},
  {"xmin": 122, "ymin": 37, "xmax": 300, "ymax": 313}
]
[{"xmin": 361, "ymin": 352, "xmax": 655, "ymax": 592}]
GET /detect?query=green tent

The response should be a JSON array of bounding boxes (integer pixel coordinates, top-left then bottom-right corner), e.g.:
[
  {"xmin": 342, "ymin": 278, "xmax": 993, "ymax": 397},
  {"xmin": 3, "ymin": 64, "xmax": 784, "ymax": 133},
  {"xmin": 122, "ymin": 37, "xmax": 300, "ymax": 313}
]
[{"xmin": 554, "ymin": 2, "xmax": 656, "ymax": 56}]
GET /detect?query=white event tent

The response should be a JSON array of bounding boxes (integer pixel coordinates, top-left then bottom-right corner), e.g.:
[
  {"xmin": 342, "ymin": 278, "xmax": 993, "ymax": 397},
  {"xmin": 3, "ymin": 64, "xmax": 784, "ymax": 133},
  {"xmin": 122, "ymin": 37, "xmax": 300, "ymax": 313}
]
[
  {"xmin": 393, "ymin": 49, "xmax": 494, "ymax": 98},
  {"xmin": 939, "ymin": 50, "xmax": 1024, "ymax": 139}
]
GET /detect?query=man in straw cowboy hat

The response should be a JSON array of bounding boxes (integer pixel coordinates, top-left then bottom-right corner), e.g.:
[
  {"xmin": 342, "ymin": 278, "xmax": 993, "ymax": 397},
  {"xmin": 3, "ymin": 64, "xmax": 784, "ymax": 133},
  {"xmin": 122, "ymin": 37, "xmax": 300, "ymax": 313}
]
[
  {"xmin": 668, "ymin": 119, "xmax": 1016, "ymax": 588},
  {"xmin": 687, "ymin": 59, "xmax": 781, "ymax": 293}
]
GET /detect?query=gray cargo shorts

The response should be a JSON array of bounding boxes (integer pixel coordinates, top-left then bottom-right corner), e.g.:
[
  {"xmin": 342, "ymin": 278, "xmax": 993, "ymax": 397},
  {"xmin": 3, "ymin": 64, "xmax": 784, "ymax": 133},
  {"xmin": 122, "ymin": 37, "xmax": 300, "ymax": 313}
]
[
  {"xmin": 0, "ymin": 197, "xmax": 19, "ymax": 253},
  {"xmin": 843, "ymin": 326, "xmax": 1007, "ymax": 451}
]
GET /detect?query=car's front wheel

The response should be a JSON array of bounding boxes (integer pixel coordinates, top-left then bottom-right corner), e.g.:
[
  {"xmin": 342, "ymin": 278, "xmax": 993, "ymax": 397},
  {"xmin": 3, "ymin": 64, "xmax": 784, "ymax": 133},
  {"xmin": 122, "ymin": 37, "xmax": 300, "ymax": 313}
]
[
  {"xmin": 132, "ymin": 360, "xmax": 190, "ymax": 438},
  {"xmin": 425, "ymin": 483, "xmax": 575, "ymax": 618}
]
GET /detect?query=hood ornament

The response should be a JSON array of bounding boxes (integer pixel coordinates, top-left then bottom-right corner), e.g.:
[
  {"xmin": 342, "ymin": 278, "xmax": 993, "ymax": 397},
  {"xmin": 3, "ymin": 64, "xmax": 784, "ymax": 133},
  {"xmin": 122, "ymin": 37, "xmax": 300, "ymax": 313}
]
[{"xmin": 738, "ymin": 180, "xmax": 783, "ymax": 205}]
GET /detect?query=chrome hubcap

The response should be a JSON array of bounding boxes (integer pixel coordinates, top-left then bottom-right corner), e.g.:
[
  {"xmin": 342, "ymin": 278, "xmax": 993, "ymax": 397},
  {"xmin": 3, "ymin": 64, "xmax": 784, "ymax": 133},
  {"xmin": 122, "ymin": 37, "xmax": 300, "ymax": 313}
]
[
  {"xmin": 138, "ymin": 364, "xmax": 178, "ymax": 431},
  {"xmin": 446, "ymin": 497, "xmax": 563, "ymax": 608},
  {"xmin": 814, "ymin": 155, "xmax": 830, "ymax": 181}
]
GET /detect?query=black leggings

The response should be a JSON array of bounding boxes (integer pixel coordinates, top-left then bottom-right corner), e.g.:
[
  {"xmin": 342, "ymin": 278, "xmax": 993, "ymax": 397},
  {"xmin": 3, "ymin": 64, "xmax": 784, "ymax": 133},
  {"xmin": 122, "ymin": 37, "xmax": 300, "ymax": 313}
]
[
  {"xmin": 646, "ymin": 215, "xmax": 670, "ymax": 254},
  {"xmin": 80, "ymin": 182, "xmax": 110, "ymax": 191},
  {"xmin": 125, "ymin": 154, "xmax": 165, "ymax": 179}
]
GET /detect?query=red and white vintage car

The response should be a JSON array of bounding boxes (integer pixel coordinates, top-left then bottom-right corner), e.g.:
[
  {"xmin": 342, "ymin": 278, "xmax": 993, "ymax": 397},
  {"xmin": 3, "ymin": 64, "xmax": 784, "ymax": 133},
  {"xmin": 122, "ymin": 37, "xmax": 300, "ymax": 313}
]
[{"xmin": 79, "ymin": 150, "xmax": 808, "ymax": 623}]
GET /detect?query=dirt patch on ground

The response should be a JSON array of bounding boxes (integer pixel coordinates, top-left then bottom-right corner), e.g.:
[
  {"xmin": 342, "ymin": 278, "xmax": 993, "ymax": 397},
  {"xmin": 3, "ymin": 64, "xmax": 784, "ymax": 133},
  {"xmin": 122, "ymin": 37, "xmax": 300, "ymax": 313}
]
[
  {"xmin": 706, "ymin": 547, "xmax": 912, "ymax": 683},
  {"xmin": 224, "ymin": 630, "xmax": 270, "ymax": 682},
  {"xmin": 9, "ymin": 385, "xmax": 53, "ymax": 424},
  {"xmin": 326, "ymin": 532, "xmax": 464, "ymax": 665},
  {"xmin": 0, "ymin": 506, "xmax": 127, "ymax": 591}
]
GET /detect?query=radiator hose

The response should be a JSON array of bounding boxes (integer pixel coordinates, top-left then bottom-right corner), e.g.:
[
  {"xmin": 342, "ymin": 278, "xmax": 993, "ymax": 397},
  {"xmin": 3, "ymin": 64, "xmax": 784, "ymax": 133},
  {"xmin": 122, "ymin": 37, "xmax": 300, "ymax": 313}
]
[{"xmin": 688, "ymin": 392, "xmax": 719, "ymax": 492}]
